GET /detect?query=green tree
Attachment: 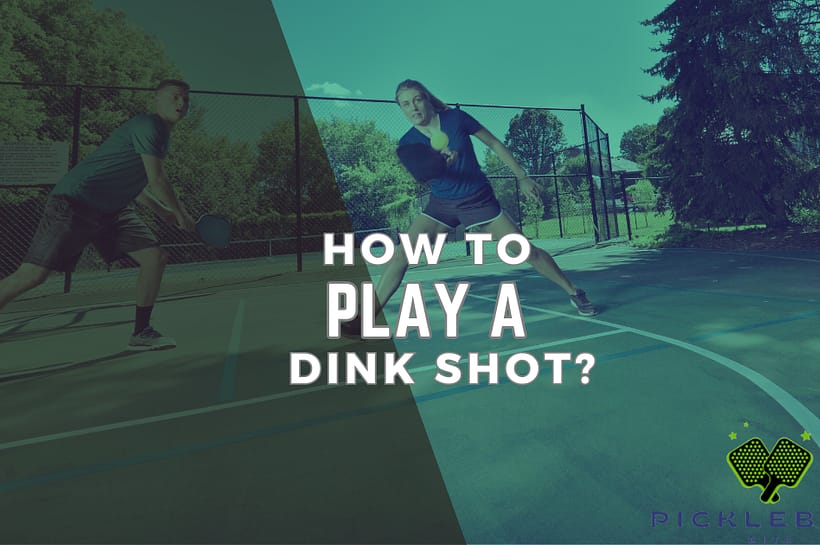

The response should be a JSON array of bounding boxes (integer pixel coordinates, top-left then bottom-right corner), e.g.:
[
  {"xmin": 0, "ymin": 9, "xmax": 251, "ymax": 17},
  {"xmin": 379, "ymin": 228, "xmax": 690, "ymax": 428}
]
[
  {"xmin": 521, "ymin": 198, "xmax": 545, "ymax": 238},
  {"xmin": 558, "ymin": 154, "xmax": 591, "ymax": 202},
  {"xmin": 553, "ymin": 154, "xmax": 594, "ymax": 233},
  {"xmin": 505, "ymin": 109, "xmax": 566, "ymax": 175},
  {"xmin": 253, "ymin": 116, "xmax": 423, "ymax": 233},
  {"xmin": 0, "ymin": 34, "xmax": 42, "ymax": 140},
  {"xmin": 0, "ymin": 0, "xmax": 182, "ymax": 149},
  {"xmin": 619, "ymin": 124, "xmax": 656, "ymax": 163},
  {"xmin": 254, "ymin": 115, "xmax": 344, "ymax": 221},
  {"xmin": 626, "ymin": 179, "xmax": 659, "ymax": 210},
  {"xmin": 504, "ymin": 109, "xmax": 566, "ymax": 180},
  {"xmin": 644, "ymin": 0, "xmax": 820, "ymax": 227},
  {"xmin": 0, "ymin": 0, "xmax": 278, "ymax": 247},
  {"xmin": 620, "ymin": 120, "xmax": 673, "ymax": 181},
  {"xmin": 482, "ymin": 149, "xmax": 521, "ymax": 224},
  {"xmin": 317, "ymin": 118, "xmax": 422, "ymax": 231},
  {"xmin": 500, "ymin": 109, "xmax": 567, "ymax": 221},
  {"xmin": 164, "ymin": 107, "xmax": 259, "ymax": 221}
]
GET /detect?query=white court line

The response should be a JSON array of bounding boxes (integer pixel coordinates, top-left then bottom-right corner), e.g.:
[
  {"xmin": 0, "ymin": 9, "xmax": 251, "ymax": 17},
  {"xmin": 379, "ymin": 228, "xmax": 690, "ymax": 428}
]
[
  {"xmin": 0, "ymin": 382, "xmax": 337, "ymax": 452},
  {"xmin": 406, "ymin": 330, "xmax": 625, "ymax": 375},
  {"xmin": 0, "ymin": 328, "xmax": 616, "ymax": 452},
  {"xmin": 469, "ymin": 294, "xmax": 820, "ymax": 447}
]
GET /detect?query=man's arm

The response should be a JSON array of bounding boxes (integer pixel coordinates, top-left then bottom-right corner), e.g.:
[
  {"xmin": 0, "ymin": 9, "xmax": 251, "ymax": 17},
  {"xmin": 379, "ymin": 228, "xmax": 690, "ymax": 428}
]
[
  {"xmin": 135, "ymin": 189, "xmax": 175, "ymax": 220},
  {"xmin": 140, "ymin": 154, "xmax": 195, "ymax": 230},
  {"xmin": 141, "ymin": 154, "xmax": 183, "ymax": 212}
]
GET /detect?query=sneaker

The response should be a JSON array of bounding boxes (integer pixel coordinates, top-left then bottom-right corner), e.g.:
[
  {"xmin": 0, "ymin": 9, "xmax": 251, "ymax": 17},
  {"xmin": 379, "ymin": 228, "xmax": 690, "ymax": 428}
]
[
  {"xmin": 569, "ymin": 289, "xmax": 597, "ymax": 317},
  {"xmin": 127, "ymin": 326, "xmax": 177, "ymax": 351}
]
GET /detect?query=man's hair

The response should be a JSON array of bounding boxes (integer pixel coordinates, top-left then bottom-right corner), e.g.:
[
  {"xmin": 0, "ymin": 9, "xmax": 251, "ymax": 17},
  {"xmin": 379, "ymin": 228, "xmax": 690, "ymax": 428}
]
[{"xmin": 156, "ymin": 79, "xmax": 190, "ymax": 93}]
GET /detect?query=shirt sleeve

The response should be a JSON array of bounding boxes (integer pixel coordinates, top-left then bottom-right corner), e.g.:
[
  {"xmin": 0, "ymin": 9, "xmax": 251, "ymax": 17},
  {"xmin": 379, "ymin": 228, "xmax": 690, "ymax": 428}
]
[
  {"xmin": 131, "ymin": 116, "xmax": 169, "ymax": 158},
  {"xmin": 455, "ymin": 109, "xmax": 483, "ymax": 135}
]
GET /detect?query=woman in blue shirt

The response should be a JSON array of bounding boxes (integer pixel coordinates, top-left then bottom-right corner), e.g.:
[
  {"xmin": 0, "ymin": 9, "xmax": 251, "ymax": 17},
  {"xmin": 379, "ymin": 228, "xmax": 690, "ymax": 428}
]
[{"xmin": 343, "ymin": 80, "xmax": 596, "ymax": 336}]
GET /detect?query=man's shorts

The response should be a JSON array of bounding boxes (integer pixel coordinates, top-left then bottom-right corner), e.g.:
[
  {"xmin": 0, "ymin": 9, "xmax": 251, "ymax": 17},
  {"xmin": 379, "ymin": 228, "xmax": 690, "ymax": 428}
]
[
  {"xmin": 422, "ymin": 183, "xmax": 503, "ymax": 230},
  {"xmin": 23, "ymin": 195, "xmax": 160, "ymax": 272}
]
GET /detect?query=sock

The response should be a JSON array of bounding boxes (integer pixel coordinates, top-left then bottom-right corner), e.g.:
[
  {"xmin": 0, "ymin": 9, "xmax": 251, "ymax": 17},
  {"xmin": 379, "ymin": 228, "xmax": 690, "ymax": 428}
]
[{"xmin": 134, "ymin": 305, "xmax": 154, "ymax": 334}]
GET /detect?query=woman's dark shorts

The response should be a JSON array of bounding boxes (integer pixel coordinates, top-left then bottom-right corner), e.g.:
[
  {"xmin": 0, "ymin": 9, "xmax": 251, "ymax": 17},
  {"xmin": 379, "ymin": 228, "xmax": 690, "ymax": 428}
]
[{"xmin": 422, "ymin": 184, "xmax": 503, "ymax": 229}]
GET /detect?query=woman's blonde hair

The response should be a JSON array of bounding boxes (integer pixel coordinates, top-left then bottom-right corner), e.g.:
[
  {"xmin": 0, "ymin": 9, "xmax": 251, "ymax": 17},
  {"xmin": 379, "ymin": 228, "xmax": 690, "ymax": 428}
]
[{"xmin": 395, "ymin": 79, "xmax": 449, "ymax": 112}]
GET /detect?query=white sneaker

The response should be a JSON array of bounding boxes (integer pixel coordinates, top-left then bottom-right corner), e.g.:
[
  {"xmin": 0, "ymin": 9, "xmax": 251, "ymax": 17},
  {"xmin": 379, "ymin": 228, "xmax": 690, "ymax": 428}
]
[{"xmin": 127, "ymin": 326, "xmax": 177, "ymax": 351}]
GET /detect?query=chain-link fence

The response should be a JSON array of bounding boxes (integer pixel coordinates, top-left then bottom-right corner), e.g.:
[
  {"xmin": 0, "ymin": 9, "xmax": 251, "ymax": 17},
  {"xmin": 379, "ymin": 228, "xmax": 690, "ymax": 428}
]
[{"xmin": 1, "ymin": 82, "xmax": 628, "ymax": 300}]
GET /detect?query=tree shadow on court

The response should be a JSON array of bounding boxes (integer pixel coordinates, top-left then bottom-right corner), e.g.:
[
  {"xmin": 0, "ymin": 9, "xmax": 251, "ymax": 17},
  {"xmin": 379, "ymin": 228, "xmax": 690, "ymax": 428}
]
[
  {"xmin": 0, "ymin": 293, "xmax": 213, "ymax": 341},
  {"xmin": 0, "ymin": 349, "xmax": 143, "ymax": 383}
]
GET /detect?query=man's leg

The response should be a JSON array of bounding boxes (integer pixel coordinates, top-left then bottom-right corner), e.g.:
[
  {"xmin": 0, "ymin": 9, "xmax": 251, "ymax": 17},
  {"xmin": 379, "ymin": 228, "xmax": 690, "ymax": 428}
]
[
  {"xmin": 2, "ymin": 195, "xmax": 89, "ymax": 314},
  {"xmin": 0, "ymin": 264, "xmax": 52, "ymax": 311},
  {"xmin": 130, "ymin": 246, "xmax": 168, "ymax": 309},
  {"xmin": 126, "ymin": 246, "xmax": 175, "ymax": 350},
  {"xmin": 101, "ymin": 204, "xmax": 175, "ymax": 350}
]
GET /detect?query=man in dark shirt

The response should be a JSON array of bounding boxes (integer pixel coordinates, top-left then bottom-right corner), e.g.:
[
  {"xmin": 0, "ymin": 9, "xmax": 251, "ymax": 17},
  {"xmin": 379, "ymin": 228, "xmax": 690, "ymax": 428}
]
[{"xmin": 0, "ymin": 79, "xmax": 196, "ymax": 350}]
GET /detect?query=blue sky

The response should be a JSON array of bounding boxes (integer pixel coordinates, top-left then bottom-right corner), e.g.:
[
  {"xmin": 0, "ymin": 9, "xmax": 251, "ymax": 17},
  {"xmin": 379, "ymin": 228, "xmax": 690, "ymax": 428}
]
[{"xmin": 271, "ymin": 0, "xmax": 675, "ymax": 155}]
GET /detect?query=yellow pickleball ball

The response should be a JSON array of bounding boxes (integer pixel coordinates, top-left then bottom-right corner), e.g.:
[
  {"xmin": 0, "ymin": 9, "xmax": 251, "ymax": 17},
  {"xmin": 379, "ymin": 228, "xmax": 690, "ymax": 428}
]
[{"xmin": 430, "ymin": 130, "xmax": 449, "ymax": 151}]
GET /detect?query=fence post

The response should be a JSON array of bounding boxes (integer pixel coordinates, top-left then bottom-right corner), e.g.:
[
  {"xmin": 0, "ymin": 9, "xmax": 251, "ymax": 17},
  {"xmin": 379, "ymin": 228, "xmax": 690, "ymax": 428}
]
[
  {"xmin": 594, "ymin": 126, "xmax": 611, "ymax": 240},
  {"xmin": 513, "ymin": 176, "xmax": 523, "ymax": 233},
  {"xmin": 64, "ymin": 85, "xmax": 83, "ymax": 294},
  {"xmin": 552, "ymin": 155, "xmax": 563, "ymax": 238},
  {"xmin": 603, "ymin": 132, "xmax": 619, "ymax": 238},
  {"xmin": 580, "ymin": 105, "xmax": 600, "ymax": 244},
  {"xmin": 293, "ymin": 97, "xmax": 303, "ymax": 273},
  {"xmin": 620, "ymin": 173, "xmax": 633, "ymax": 240}
]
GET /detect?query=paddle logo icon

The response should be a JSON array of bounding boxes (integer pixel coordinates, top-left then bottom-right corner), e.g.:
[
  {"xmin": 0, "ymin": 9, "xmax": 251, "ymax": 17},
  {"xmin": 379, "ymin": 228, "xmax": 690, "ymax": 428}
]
[{"xmin": 727, "ymin": 437, "xmax": 813, "ymax": 503}]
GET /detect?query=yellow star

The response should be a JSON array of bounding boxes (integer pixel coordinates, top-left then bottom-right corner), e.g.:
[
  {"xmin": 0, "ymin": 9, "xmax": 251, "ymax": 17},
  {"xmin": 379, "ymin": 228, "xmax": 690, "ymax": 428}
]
[
  {"xmin": 743, "ymin": 422, "xmax": 750, "ymax": 428},
  {"xmin": 729, "ymin": 432, "xmax": 738, "ymax": 440},
  {"xmin": 801, "ymin": 431, "xmax": 811, "ymax": 442}
]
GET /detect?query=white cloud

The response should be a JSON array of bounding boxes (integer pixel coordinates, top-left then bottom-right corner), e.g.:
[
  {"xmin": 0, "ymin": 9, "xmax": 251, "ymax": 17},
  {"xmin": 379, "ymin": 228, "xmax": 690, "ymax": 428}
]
[
  {"xmin": 306, "ymin": 81, "xmax": 365, "ymax": 109},
  {"xmin": 306, "ymin": 81, "xmax": 362, "ymax": 97}
]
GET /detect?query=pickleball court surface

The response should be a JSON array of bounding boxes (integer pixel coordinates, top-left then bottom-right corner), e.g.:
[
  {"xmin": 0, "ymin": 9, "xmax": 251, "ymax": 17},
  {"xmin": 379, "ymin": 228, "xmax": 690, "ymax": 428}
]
[{"xmin": 0, "ymin": 241, "xmax": 818, "ymax": 544}]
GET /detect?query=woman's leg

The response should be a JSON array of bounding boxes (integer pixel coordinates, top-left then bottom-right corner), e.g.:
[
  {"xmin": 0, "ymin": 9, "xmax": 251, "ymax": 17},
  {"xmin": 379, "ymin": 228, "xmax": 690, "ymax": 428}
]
[
  {"xmin": 480, "ymin": 212, "xmax": 576, "ymax": 294},
  {"xmin": 478, "ymin": 212, "xmax": 597, "ymax": 315},
  {"xmin": 374, "ymin": 215, "xmax": 451, "ymax": 316},
  {"xmin": 342, "ymin": 214, "xmax": 451, "ymax": 335}
]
